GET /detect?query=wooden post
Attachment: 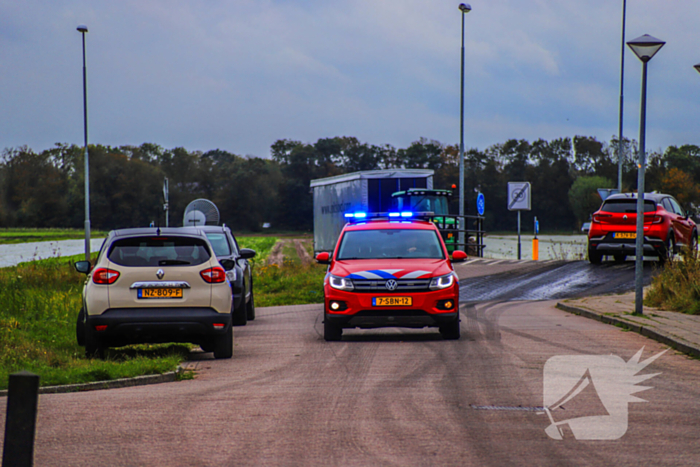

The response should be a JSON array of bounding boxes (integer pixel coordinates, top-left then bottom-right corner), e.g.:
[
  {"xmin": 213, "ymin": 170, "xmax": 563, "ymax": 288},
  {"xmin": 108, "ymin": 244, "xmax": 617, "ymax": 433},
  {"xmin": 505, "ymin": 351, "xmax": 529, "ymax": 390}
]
[{"xmin": 2, "ymin": 371, "xmax": 40, "ymax": 467}]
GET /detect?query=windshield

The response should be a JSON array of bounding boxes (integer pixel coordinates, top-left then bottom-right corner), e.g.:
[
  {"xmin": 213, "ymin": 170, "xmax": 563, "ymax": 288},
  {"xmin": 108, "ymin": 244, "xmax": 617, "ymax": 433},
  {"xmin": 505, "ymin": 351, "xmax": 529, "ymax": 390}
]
[
  {"xmin": 108, "ymin": 236, "xmax": 211, "ymax": 266},
  {"xmin": 337, "ymin": 229, "xmax": 444, "ymax": 260},
  {"xmin": 395, "ymin": 195, "xmax": 449, "ymax": 215},
  {"xmin": 601, "ymin": 199, "xmax": 656, "ymax": 213}
]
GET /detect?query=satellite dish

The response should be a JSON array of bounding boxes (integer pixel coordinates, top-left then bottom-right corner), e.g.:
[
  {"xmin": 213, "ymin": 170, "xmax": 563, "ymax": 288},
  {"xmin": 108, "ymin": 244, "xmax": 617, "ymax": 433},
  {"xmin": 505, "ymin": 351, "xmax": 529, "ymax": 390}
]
[{"xmin": 183, "ymin": 199, "xmax": 220, "ymax": 226}]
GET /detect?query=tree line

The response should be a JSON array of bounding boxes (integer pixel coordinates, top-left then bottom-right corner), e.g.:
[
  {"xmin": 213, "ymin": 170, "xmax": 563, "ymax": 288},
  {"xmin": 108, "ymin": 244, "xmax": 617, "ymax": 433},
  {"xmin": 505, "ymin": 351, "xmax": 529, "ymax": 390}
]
[{"xmin": 1, "ymin": 136, "xmax": 699, "ymax": 233}]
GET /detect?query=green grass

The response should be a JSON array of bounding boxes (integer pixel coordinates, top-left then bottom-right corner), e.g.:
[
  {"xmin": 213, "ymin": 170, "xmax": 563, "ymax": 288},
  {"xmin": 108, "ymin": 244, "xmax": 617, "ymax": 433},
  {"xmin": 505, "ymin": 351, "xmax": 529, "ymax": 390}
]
[
  {"xmin": 0, "ymin": 253, "xmax": 190, "ymax": 390},
  {"xmin": 237, "ymin": 236, "xmax": 277, "ymax": 266},
  {"xmin": 0, "ymin": 228, "xmax": 108, "ymax": 245},
  {"xmin": 645, "ymin": 246, "xmax": 700, "ymax": 315},
  {"xmin": 253, "ymin": 262, "xmax": 326, "ymax": 307}
]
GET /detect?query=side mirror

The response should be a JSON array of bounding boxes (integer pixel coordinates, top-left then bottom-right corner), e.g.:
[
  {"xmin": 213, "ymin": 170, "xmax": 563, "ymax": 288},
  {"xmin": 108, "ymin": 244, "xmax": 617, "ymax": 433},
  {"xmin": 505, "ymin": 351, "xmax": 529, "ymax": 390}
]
[
  {"xmin": 451, "ymin": 250, "xmax": 468, "ymax": 263},
  {"xmin": 74, "ymin": 261, "xmax": 92, "ymax": 274},
  {"xmin": 219, "ymin": 259, "xmax": 236, "ymax": 271},
  {"xmin": 315, "ymin": 252, "xmax": 331, "ymax": 264},
  {"xmin": 239, "ymin": 248, "xmax": 256, "ymax": 259}
]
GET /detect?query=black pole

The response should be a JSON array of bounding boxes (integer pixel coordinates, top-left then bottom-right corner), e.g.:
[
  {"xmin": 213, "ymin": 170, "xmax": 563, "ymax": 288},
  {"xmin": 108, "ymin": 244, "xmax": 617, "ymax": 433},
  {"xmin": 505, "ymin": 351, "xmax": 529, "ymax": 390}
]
[
  {"xmin": 2, "ymin": 371, "xmax": 40, "ymax": 467},
  {"xmin": 634, "ymin": 59, "xmax": 648, "ymax": 315}
]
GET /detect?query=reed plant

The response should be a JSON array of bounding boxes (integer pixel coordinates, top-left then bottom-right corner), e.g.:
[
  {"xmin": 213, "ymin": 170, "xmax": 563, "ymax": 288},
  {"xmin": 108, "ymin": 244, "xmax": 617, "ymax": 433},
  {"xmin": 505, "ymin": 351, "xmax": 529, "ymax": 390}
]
[{"xmin": 645, "ymin": 246, "xmax": 700, "ymax": 315}]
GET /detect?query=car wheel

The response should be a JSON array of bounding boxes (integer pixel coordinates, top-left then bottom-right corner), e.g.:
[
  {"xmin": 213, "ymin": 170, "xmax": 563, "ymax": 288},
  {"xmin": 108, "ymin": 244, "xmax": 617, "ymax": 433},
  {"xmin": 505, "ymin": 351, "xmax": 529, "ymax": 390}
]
[
  {"xmin": 231, "ymin": 300, "xmax": 248, "ymax": 326},
  {"xmin": 588, "ymin": 248, "xmax": 602, "ymax": 264},
  {"xmin": 660, "ymin": 234, "xmax": 676, "ymax": 264},
  {"xmin": 84, "ymin": 324, "xmax": 104, "ymax": 359},
  {"xmin": 213, "ymin": 326, "xmax": 233, "ymax": 359},
  {"xmin": 439, "ymin": 319, "xmax": 461, "ymax": 340},
  {"xmin": 76, "ymin": 307, "xmax": 85, "ymax": 347},
  {"xmin": 246, "ymin": 293, "xmax": 256, "ymax": 321},
  {"xmin": 613, "ymin": 253, "xmax": 626, "ymax": 263},
  {"xmin": 691, "ymin": 230, "xmax": 698, "ymax": 253},
  {"xmin": 324, "ymin": 316, "xmax": 342, "ymax": 341}
]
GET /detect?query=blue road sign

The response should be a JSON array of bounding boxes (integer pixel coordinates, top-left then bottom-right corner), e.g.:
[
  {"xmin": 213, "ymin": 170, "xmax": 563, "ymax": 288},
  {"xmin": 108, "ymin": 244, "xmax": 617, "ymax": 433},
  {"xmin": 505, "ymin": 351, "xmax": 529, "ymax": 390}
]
[{"xmin": 477, "ymin": 192, "xmax": 485, "ymax": 216}]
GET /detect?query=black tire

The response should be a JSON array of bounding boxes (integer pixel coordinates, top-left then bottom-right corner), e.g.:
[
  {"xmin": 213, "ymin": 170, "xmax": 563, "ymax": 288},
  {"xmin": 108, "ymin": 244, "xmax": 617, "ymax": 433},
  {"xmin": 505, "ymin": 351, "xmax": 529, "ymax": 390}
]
[
  {"xmin": 691, "ymin": 230, "xmax": 698, "ymax": 253},
  {"xmin": 588, "ymin": 248, "xmax": 602, "ymax": 264},
  {"xmin": 76, "ymin": 307, "xmax": 85, "ymax": 347},
  {"xmin": 246, "ymin": 293, "xmax": 256, "ymax": 321},
  {"xmin": 324, "ymin": 317, "xmax": 342, "ymax": 342},
  {"xmin": 439, "ymin": 319, "xmax": 461, "ymax": 340},
  {"xmin": 84, "ymin": 324, "xmax": 104, "ymax": 359},
  {"xmin": 660, "ymin": 234, "xmax": 675, "ymax": 265},
  {"xmin": 231, "ymin": 300, "xmax": 248, "ymax": 326},
  {"xmin": 213, "ymin": 326, "xmax": 233, "ymax": 359},
  {"xmin": 613, "ymin": 253, "xmax": 626, "ymax": 263}
]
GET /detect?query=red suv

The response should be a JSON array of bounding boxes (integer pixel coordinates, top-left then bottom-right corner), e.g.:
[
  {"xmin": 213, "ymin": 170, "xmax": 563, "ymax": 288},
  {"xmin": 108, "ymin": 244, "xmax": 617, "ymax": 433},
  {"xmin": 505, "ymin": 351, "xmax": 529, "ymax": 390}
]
[
  {"xmin": 315, "ymin": 212, "xmax": 467, "ymax": 341},
  {"xmin": 587, "ymin": 193, "xmax": 697, "ymax": 264}
]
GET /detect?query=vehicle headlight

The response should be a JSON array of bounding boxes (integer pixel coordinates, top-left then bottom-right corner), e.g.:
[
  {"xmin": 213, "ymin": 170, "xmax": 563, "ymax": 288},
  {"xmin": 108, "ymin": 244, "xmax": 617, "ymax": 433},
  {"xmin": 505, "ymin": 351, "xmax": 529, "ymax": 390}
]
[
  {"xmin": 329, "ymin": 274, "xmax": 354, "ymax": 291},
  {"xmin": 429, "ymin": 272, "xmax": 455, "ymax": 290}
]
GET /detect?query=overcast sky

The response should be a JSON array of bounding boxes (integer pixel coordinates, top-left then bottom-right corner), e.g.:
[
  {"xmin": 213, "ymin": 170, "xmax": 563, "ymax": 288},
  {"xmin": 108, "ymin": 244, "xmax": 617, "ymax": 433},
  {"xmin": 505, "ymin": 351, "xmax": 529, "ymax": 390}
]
[{"xmin": 2, "ymin": 0, "xmax": 699, "ymax": 159}]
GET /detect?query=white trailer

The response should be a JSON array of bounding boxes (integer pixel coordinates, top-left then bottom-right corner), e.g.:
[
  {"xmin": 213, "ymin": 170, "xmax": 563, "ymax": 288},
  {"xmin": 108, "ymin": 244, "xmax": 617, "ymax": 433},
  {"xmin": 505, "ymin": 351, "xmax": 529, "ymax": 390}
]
[{"xmin": 310, "ymin": 169, "xmax": 434, "ymax": 253}]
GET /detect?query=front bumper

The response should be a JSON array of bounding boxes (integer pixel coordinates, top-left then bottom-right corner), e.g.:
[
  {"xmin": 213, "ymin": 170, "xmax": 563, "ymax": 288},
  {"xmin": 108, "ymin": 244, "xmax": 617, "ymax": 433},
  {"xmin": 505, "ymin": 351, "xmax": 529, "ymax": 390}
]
[{"xmin": 324, "ymin": 287, "xmax": 459, "ymax": 329}]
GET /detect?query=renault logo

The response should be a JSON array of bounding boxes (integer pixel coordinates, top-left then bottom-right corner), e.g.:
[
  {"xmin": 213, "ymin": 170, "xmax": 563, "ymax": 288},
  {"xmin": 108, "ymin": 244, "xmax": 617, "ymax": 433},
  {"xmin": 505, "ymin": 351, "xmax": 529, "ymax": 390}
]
[
  {"xmin": 623, "ymin": 215, "xmax": 628, "ymax": 220},
  {"xmin": 156, "ymin": 269, "xmax": 165, "ymax": 279},
  {"xmin": 385, "ymin": 279, "xmax": 398, "ymax": 291}
]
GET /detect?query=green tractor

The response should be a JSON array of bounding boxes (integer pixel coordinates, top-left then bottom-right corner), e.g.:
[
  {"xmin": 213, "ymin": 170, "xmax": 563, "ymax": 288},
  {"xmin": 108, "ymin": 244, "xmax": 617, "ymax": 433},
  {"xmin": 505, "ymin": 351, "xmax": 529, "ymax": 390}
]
[{"xmin": 391, "ymin": 188, "xmax": 458, "ymax": 252}]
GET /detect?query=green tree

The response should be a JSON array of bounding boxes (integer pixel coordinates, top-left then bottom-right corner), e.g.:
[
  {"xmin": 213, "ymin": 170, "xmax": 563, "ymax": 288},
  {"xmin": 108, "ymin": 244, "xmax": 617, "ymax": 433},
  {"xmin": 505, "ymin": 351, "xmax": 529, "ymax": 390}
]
[{"xmin": 568, "ymin": 176, "xmax": 613, "ymax": 227}]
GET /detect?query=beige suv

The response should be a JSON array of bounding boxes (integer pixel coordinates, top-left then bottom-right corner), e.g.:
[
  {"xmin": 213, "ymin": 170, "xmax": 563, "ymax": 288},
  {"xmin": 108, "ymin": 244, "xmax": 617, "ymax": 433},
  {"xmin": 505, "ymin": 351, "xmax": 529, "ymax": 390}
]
[{"xmin": 75, "ymin": 228, "xmax": 234, "ymax": 358}]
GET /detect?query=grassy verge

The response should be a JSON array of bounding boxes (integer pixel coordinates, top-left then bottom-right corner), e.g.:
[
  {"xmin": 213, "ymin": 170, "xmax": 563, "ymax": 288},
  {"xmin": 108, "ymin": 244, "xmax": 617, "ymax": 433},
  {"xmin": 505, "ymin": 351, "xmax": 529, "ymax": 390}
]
[
  {"xmin": 0, "ymin": 254, "xmax": 190, "ymax": 390},
  {"xmin": 0, "ymin": 228, "xmax": 108, "ymax": 245},
  {"xmin": 645, "ymin": 247, "xmax": 700, "ymax": 314},
  {"xmin": 254, "ymin": 261, "xmax": 327, "ymax": 307},
  {"xmin": 0, "ymin": 234, "xmax": 325, "ymax": 390}
]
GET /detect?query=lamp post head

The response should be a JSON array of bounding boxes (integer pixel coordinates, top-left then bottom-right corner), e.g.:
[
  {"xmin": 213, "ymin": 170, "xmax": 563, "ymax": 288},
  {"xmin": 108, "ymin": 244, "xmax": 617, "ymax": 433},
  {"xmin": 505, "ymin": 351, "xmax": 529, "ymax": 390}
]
[
  {"xmin": 77, "ymin": 25, "xmax": 88, "ymax": 33},
  {"xmin": 627, "ymin": 34, "xmax": 664, "ymax": 63},
  {"xmin": 459, "ymin": 3, "xmax": 472, "ymax": 13},
  {"xmin": 694, "ymin": 63, "xmax": 700, "ymax": 75}
]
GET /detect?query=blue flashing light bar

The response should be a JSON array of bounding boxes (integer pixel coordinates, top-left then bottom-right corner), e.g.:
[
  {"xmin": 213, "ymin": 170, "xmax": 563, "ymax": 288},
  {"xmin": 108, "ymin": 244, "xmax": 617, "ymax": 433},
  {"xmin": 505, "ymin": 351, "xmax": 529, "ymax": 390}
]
[{"xmin": 344, "ymin": 211, "xmax": 429, "ymax": 222}]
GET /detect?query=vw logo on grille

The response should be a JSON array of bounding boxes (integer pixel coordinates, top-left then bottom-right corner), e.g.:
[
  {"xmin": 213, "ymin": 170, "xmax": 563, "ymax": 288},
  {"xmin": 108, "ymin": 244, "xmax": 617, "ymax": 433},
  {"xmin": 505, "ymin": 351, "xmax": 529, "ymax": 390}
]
[
  {"xmin": 156, "ymin": 269, "xmax": 165, "ymax": 279},
  {"xmin": 385, "ymin": 279, "xmax": 398, "ymax": 291}
]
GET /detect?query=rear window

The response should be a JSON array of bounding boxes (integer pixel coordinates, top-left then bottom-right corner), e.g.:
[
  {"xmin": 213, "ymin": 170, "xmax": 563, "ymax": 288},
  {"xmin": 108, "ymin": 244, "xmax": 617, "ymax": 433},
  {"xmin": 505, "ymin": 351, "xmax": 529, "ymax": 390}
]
[
  {"xmin": 600, "ymin": 200, "xmax": 656, "ymax": 213},
  {"xmin": 337, "ymin": 229, "xmax": 444, "ymax": 260},
  {"xmin": 108, "ymin": 236, "xmax": 211, "ymax": 267}
]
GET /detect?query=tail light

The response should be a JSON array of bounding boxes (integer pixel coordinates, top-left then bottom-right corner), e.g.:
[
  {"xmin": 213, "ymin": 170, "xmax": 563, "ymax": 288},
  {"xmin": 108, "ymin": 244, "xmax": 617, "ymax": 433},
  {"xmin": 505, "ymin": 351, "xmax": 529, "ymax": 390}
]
[
  {"xmin": 200, "ymin": 266, "xmax": 226, "ymax": 283},
  {"xmin": 92, "ymin": 268, "xmax": 120, "ymax": 284},
  {"xmin": 592, "ymin": 213, "xmax": 612, "ymax": 223}
]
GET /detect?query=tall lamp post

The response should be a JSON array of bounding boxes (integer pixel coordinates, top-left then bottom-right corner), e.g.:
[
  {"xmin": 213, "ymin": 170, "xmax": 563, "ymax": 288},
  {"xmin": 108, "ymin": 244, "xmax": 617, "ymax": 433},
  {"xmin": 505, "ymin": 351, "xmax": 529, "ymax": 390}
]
[
  {"xmin": 627, "ymin": 34, "xmax": 665, "ymax": 315},
  {"xmin": 77, "ymin": 25, "xmax": 90, "ymax": 262},
  {"xmin": 617, "ymin": 0, "xmax": 627, "ymax": 192},
  {"xmin": 458, "ymin": 3, "xmax": 471, "ymax": 250}
]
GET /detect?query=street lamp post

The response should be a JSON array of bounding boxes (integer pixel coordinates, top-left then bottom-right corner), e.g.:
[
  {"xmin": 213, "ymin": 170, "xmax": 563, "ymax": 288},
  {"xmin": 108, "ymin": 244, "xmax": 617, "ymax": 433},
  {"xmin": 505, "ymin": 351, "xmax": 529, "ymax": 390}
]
[
  {"xmin": 458, "ymin": 3, "xmax": 471, "ymax": 250},
  {"xmin": 617, "ymin": 0, "xmax": 627, "ymax": 192},
  {"xmin": 77, "ymin": 25, "xmax": 90, "ymax": 262},
  {"xmin": 627, "ymin": 34, "xmax": 665, "ymax": 315}
]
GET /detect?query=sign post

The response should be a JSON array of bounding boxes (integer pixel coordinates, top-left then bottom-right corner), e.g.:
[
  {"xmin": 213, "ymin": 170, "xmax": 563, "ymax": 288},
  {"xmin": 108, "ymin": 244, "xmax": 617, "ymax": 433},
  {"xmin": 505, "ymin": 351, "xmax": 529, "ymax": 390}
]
[{"xmin": 508, "ymin": 182, "xmax": 531, "ymax": 260}]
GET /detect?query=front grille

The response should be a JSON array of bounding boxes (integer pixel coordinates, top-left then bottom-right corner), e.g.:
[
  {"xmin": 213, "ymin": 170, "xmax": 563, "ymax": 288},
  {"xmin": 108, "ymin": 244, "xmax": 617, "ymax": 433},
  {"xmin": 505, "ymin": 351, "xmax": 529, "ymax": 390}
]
[{"xmin": 352, "ymin": 278, "xmax": 431, "ymax": 293}]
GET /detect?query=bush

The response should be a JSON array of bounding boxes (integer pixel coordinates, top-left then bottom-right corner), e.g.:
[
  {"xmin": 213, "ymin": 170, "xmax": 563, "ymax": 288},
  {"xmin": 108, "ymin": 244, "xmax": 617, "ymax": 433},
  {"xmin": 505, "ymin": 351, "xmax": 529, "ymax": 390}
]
[{"xmin": 645, "ymin": 246, "xmax": 700, "ymax": 314}]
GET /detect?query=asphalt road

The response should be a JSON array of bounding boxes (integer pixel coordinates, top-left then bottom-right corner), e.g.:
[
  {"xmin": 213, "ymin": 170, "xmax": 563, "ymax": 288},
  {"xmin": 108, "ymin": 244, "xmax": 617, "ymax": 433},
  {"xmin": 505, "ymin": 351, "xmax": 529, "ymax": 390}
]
[{"xmin": 1, "ymin": 261, "xmax": 698, "ymax": 466}]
